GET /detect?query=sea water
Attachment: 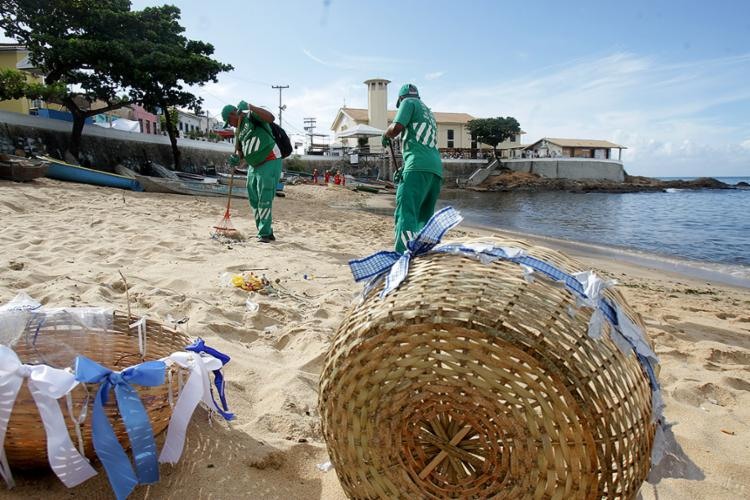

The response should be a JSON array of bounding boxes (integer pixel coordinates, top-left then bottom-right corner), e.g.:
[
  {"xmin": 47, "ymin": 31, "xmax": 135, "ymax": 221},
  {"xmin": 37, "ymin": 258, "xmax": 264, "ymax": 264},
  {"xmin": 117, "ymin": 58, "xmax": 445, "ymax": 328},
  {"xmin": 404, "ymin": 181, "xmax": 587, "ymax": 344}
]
[{"xmin": 438, "ymin": 177, "xmax": 750, "ymax": 286}]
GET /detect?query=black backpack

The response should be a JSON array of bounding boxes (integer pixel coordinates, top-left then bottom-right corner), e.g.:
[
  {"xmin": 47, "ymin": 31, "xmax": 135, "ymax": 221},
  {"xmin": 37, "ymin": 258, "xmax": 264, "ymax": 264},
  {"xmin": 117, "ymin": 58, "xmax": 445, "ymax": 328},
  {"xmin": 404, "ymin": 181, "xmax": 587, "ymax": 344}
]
[
  {"xmin": 249, "ymin": 114, "xmax": 293, "ymax": 158},
  {"xmin": 269, "ymin": 122, "xmax": 293, "ymax": 158}
]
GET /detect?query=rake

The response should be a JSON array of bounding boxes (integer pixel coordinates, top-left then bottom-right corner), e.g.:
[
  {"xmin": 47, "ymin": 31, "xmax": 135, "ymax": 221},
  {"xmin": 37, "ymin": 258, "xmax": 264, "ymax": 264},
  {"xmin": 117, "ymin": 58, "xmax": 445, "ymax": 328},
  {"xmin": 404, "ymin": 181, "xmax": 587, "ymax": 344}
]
[{"xmin": 212, "ymin": 161, "xmax": 244, "ymax": 241}]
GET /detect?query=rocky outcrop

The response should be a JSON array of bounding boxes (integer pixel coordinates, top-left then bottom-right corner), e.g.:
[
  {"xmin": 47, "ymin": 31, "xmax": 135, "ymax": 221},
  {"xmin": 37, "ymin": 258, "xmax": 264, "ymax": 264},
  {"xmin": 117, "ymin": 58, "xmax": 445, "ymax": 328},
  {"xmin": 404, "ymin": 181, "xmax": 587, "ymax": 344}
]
[{"xmin": 474, "ymin": 171, "xmax": 733, "ymax": 193}]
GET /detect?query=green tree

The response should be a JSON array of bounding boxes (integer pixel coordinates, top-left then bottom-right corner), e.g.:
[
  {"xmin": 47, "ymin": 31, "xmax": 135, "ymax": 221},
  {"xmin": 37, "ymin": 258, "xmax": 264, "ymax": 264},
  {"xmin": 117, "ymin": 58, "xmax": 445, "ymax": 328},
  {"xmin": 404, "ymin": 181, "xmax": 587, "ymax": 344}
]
[
  {"xmin": 0, "ymin": 0, "xmax": 142, "ymax": 159},
  {"xmin": 125, "ymin": 5, "xmax": 232, "ymax": 168},
  {"xmin": 0, "ymin": 68, "xmax": 64, "ymax": 102},
  {"xmin": 466, "ymin": 117, "xmax": 521, "ymax": 158}
]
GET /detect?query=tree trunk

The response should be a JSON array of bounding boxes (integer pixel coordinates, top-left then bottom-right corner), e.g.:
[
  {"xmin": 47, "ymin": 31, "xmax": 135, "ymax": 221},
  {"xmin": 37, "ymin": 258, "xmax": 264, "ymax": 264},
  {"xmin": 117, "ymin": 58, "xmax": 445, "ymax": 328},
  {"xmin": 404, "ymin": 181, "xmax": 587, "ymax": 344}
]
[
  {"xmin": 63, "ymin": 97, "xmax": 131, "ymax": 161},
  {"xmin": 68, "ymin": 110, "xmax": 86, "ymax": 161},
  {"xmin": 162, "ymin": 105, "xmax": 181, "ymax": 169}
]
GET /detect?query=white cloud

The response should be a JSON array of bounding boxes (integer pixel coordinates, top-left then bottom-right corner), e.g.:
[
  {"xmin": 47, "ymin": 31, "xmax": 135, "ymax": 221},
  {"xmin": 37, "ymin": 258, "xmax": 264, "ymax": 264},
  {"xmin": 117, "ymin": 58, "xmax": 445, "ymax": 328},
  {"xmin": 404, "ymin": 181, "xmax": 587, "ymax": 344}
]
[
  {"xmin": 281, "ymin": 78, "xmax": 366, "ymax": 137},
  {"xmin": 301, "ymin": 48, "xmax": 411, "ymax": 71},
  {"xmin": 741, "ymin": 138, "xmax": 750, "ymax": 150},
  {"xmin": 425, "ymin": 71, "xmax": 445, "ymax": 81},
  {"xmin": 425, "ymin": 52, "xmax": 750, "ymax": 176}
]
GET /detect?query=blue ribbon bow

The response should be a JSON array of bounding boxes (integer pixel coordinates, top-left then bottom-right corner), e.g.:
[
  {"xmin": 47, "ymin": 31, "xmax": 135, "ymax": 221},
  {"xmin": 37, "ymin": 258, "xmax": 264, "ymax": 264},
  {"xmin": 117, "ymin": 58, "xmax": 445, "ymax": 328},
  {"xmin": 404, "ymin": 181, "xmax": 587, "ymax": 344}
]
[
  {"xmin": 74, "ymin": 356, "xmax": 166, "ymax": 500},
  {"xmin": 349, "ymin": 206, "xmax": 464, "ymax": 297},
  {"xmin": 185, "ymin": 338, "xmax": 234, "ymax": 420}
]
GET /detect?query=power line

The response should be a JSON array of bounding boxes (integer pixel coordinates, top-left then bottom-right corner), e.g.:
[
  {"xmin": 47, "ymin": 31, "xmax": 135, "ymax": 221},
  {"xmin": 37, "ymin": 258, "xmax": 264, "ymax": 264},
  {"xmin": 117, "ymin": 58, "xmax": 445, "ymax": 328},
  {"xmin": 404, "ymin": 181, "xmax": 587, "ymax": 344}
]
[{"xmin": 271, "ymin": 84, "xmax": 289, "ymax": 129}]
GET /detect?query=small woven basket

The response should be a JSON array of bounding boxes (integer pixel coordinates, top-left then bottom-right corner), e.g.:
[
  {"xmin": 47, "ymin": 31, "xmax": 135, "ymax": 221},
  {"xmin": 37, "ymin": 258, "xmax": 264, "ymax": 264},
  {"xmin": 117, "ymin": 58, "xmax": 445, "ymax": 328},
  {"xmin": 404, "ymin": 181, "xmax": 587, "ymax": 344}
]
[
  {"xmin": 5, "ymin": 310, "xmax": 191, "ymax": 469},
  {"xmin": 320, "ymin": 237, "xmax": 656, "ymax": 499}
]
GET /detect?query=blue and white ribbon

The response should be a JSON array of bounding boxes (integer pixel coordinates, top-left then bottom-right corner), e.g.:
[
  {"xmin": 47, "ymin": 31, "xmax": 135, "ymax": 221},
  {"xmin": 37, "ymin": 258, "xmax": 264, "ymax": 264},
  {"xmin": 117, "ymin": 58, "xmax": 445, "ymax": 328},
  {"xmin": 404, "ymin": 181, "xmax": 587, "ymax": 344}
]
[
  {"xmin": 349, "ymin": 206, "xmax": 668, "ymax": 465},
  {"xmin": 158, "ymin": 351, "xmax": 223, "ymax": 464},
  {"xmin": 0, "ymin": 346, "xmax": 97, "ymax": 489},
  {"xmin": 185, "ymin": 339, "xmax": 234, "ymax": 421},
  {"xmin": 349, "ymin": 206, "xmax": 464, "ymax": 297},
  {"xmin": 74, "ymin": 356, "xmax": 166, "ymax": 500}
]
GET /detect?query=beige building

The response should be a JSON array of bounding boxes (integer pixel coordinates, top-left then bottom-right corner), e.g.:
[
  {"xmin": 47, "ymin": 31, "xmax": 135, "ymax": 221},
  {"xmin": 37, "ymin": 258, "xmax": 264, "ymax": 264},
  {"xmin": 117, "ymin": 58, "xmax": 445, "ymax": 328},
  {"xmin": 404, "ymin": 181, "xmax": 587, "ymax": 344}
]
[
  {"xmin": 524, "ymin": 138, "xmax": 626, "ymax": 161},
  {"xmin": 330, "ymin": 78, "xmax": 522, "ymax": 154}
]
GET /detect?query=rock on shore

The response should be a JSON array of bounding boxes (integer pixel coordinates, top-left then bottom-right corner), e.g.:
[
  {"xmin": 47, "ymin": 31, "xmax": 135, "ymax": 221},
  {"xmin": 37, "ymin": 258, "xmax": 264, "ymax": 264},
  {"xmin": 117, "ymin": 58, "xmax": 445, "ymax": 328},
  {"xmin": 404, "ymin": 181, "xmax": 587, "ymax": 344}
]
[{"xmin": 476, "ymin": 170, "xmax": 733, "ymax": 193}]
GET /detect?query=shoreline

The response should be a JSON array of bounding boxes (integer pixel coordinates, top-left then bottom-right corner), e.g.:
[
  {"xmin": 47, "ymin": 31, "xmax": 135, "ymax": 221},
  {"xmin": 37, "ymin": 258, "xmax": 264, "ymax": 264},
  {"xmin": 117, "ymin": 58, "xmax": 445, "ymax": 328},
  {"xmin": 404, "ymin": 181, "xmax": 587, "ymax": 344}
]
[{"xmin": 360, "ymin": 193, "xmax": 750, "ymax": 289}]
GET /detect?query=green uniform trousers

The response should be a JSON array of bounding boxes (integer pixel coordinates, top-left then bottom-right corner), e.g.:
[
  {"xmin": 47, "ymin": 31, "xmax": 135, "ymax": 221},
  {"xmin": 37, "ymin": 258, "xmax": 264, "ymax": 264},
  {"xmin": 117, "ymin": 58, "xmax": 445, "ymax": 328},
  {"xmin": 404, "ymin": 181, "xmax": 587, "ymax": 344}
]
[
  {"xmin": 246, "ymin": 158, "xmax": 282, "ymax": 238},
  {"xmin": 394, "ymin": 170, "xmax": 443, "ymax": 253}
]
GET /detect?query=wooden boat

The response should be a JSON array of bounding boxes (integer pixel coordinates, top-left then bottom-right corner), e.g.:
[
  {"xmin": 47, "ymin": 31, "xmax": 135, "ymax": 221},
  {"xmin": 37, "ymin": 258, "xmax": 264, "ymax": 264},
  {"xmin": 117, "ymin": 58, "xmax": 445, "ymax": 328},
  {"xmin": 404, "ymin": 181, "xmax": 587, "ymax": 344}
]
[
  {"xmin": 354, "ymin": 185, "xmax": 380, "ymax": 194},
  {"xmin": 40, "ymin": 156, "xmax": 143, "ymax": 191},
  {"xmin": 134, "ymin": 173, "xmax": 246, "ymax": 198},
  {"xmin": 217, "ymin": 172, "xmax": 246, "ymax": 186},
  {"xmin": 176, "ymin": 171, "xmax": 219, "ymax": 183},
  {"xmin": 150, "ymin": 163, "xmax": 180, "ymax": 180},
  {"xmin": 0, "ymin": 154, "xmax": 48, "ymax": 182},
  {"xmin": 114, "ymin": 164, "xmax": 138, "ymax": 178}
]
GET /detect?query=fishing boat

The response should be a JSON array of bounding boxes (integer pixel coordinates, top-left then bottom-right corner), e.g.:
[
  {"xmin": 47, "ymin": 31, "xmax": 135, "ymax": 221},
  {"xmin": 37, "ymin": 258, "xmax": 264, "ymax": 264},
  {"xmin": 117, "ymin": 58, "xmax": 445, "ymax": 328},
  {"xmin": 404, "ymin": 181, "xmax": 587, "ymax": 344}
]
[
  {"xmin": 176, "ymin": 171, "xmax": 219, "ymax": 183},
  {"xmin": 354, "ymin": 184, "xmax": 380, "ymax": 194},
  {"xmin": 40, "ymin": 156, "xmax": 143, "ymax": 191},
  {"xmin": 134, "ymin": 173, "xmax": 247, "ymax": 198},
  {"xmin": 217, "ymin": 172, "xmax": 246, "ymax": 186},
  {"xmin": 0, "ymin": 154, "xmax": 48, "ymax": 182}
]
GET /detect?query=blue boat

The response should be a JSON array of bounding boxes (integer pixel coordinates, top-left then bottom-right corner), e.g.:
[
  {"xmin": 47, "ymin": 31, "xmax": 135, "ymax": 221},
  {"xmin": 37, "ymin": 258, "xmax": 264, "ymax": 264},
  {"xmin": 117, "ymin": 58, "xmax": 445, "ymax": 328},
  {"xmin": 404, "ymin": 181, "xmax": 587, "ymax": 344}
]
[{"xmin": 41, "ymin": 156, "xmax": 143, "ymax": 191}]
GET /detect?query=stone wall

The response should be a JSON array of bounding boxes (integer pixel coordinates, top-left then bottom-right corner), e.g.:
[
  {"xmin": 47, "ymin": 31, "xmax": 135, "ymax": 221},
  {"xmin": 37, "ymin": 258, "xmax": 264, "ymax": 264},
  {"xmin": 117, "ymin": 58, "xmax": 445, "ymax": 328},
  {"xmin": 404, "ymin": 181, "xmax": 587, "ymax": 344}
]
[
  {"xmin": 501, "ymin": 158, "xmax": 625, "ymax": 182},
  {"xmin": 0, "ymin": 110, "xmax": 233, "ymax": 171},
  {"xmin": 0, "ymin": 111, "xmax": 491, "ymax": 182}
]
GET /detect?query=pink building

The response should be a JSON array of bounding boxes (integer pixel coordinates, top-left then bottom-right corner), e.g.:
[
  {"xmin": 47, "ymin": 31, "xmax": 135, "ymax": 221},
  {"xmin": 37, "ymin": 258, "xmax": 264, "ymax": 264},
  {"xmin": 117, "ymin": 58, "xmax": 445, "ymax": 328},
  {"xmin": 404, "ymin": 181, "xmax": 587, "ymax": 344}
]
[{"xmin": 130, "ymin": 104, "xmax": 158, "ymax": 135}]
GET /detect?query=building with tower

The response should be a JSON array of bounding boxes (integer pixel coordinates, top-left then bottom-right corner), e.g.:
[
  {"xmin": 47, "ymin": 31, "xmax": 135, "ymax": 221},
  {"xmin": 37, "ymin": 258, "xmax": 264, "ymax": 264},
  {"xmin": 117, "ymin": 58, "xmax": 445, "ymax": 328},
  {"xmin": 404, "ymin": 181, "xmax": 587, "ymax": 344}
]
[{"xmin": 330, "ymin": 78, "xmax": 523, "ymax": 155}]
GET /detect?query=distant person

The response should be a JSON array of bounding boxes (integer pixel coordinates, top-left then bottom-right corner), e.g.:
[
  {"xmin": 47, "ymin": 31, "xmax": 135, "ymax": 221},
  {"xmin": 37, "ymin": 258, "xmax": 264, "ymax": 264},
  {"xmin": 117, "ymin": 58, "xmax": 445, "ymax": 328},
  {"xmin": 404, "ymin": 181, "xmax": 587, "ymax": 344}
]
[
  {"xmin": 313, "ymin": 168, "xmax": 319, "ymax": 184},
  {"xmin": 324, "ymin": 169, "xmax": 331, "ymax": 184},
  {"xmin": 224, "ymin": 100, "xmax": 280, "ymax": 243},
  {"xmin": 333, "ymin": 171, "xmax": 342, "ymax": 185},
  {"xmin": 381, "ymin": 84, "xmax": 443, "ymax": 253}
]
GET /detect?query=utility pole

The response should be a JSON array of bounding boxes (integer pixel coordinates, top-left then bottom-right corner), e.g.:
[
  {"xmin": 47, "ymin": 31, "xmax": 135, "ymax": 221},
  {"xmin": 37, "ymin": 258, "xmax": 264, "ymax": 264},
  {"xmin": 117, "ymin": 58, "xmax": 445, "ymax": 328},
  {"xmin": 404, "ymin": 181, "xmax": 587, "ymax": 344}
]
[
  {"xmin": 271, "ymin": 84, "xmax": 289, "ymax": 128},
  {"xmin": 303, "ymin": 117, "xmax": 316, "ymax": 153}
]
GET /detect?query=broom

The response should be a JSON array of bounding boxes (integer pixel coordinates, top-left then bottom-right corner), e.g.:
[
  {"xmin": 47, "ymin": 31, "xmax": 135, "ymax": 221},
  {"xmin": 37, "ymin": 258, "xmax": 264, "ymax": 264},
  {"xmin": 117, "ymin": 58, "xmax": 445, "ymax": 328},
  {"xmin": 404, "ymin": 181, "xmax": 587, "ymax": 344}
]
[{"xmin": 212, "ymin": 113, "xmax": 244, "ymax": 241}]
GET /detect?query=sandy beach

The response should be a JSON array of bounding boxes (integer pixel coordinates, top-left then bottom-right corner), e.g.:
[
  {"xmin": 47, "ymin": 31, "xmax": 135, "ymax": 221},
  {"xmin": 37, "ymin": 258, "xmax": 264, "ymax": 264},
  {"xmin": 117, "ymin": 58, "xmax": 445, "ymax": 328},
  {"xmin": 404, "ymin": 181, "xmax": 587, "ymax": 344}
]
[{"xmin": 1, "ymin": 178, "xmax": 749, "ymax": 499}]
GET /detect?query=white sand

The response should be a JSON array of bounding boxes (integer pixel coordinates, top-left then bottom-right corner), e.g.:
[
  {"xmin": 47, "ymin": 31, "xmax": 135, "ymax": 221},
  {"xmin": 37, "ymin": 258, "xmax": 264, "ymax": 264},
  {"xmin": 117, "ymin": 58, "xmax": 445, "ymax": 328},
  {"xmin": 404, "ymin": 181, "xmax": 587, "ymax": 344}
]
[{"xmin": 0, "ymin": 179, "xmax": 748, "ymax": 499}]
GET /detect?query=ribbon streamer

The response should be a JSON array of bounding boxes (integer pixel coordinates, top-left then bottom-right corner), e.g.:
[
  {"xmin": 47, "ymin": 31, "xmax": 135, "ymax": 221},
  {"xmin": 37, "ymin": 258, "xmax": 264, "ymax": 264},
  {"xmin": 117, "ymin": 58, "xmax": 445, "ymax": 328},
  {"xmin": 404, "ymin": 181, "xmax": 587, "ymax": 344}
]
[
  {"xmin": 0, "ymin": 346, "xmax": 96, "ymax": 489},
  {"xmin": 349, "ymin": 206, "xmax": 463, "ymax": 297},
  {"xmin": 158, "ymin": 351, "xmax": 223, "ymax": 464},
  {"xmin": 74, "ymin": 356, "xmax": 165, "ymax": 500},
  {"xmin": 185, "ymin": 339, "xmax": 234, "ymax": 420}
]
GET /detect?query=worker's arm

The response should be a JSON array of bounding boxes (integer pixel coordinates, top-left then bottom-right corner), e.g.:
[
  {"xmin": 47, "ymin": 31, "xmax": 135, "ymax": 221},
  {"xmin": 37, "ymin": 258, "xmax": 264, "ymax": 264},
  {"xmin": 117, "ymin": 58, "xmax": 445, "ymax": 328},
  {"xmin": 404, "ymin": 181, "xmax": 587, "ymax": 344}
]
[
  {"xmin": 383, "ymin": 122, "xmax": 404, "ymax": 139},
  {"xmin": 246, "ymin": 103, "xmax": 275, "ymax": 123}
]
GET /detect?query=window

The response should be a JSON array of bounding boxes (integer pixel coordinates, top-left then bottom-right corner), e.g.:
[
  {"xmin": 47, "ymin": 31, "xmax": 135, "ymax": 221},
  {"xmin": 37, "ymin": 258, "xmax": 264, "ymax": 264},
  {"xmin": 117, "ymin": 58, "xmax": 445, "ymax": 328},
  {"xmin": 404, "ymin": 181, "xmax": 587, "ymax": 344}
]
[
  {"xmin": 145, "ymin": 121, "xmax": 150, "ymax": 134},
  {"xmin": 138, "ymin": 119, "xmax": 143, "ymax": 132},
  {"xmin": 179, "ymin": 122, "xmax": 183, "ymax": 131},
  {"xmin": 447, "ymin": 129, "xmax": 454, "ymax": 149}
]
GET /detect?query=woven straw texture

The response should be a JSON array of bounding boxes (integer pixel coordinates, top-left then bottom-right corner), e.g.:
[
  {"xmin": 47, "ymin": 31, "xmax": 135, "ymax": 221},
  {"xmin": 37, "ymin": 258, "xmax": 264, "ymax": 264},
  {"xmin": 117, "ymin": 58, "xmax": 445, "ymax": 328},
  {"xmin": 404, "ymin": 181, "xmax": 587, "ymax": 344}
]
[
  {"xmin": 6, "ymin": 311, "xmax": 191, "ymax": 469},
  {"xmin": 320, "ymin": 237, "xmax": 656, "ymax": 499}
]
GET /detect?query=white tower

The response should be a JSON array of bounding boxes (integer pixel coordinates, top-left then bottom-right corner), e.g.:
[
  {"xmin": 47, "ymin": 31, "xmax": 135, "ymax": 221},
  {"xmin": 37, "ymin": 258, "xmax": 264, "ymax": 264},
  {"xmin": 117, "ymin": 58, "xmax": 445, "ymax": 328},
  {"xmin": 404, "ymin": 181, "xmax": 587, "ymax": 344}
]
[{"xmin": 364, "ymin": 78, "xmax": 390, "ymax": 151}]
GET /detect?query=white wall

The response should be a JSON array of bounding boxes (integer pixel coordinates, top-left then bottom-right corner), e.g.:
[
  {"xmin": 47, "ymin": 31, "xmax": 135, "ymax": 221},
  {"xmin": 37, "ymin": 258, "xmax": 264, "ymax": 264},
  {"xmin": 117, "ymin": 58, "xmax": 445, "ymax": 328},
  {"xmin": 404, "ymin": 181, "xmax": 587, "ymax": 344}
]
[{"xmin": 503, "ymin": 158, "xmax": 625, "ymax": 182}]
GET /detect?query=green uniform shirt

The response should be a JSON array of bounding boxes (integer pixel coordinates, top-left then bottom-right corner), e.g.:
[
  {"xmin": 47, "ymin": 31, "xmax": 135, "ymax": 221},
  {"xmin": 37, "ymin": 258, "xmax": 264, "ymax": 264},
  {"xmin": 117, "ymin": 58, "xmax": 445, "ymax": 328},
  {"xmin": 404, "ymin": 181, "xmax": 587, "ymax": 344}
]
[
  {"xmin": 393, "ymin": 97, "xmax": 443, "ymax": 178},
  {"xmin": 238, "ymin": 112, "xmax": 276, "ymax": 167}
]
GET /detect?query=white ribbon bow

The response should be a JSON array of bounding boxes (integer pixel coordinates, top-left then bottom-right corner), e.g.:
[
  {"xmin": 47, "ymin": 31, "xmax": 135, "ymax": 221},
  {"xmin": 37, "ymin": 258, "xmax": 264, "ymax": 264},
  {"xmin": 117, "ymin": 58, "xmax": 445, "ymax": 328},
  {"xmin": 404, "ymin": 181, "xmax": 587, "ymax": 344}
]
[
  {"xmin": 0, "ymin": 346, "xmax": 97, "ymax": 488},
  {"xmin": 159, "ymin": 351, "xmax": 223, "ymax": 464}
]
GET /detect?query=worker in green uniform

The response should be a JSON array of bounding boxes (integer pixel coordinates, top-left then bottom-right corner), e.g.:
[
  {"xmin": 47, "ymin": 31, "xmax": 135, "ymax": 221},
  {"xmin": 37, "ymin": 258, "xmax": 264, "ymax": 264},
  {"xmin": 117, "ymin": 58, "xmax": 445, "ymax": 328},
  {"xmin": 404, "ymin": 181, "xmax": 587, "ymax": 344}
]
[
  {"xmin": 381, "ymin": 84, "xmax": 443, "ymax": 253},
  {"xmin": 223, "ymin": 101, "xmax": 281, "ymax": 243}
]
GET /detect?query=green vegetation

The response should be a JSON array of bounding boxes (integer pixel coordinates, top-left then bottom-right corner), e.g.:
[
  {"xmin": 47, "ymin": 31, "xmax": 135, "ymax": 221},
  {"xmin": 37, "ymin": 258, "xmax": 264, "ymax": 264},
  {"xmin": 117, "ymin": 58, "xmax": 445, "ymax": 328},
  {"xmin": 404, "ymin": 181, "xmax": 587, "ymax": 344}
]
[
  {"xmin": 466, "ymin": 116, "xmax": 521, "ymax": 158},
  {"xmin": 0, "ymin": 0, "xmax": 231, "ymax": 164}
]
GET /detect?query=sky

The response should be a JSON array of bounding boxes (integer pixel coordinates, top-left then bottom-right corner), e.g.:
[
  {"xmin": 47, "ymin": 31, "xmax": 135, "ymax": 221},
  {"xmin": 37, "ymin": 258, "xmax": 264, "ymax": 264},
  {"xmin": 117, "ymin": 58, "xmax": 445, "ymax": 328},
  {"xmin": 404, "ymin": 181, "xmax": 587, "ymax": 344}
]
[{"xmin": 6, "ymin": 0, "xmax": 750, "ymax": 176}]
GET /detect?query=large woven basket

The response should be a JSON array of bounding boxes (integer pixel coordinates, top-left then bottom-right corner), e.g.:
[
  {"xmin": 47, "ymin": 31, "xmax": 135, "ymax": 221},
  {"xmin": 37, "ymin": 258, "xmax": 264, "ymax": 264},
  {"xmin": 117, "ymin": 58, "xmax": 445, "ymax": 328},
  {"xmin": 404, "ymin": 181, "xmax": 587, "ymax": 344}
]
[
  {"xmin": 319, "ymin": 237, "xmax": 656, "ymax": 499},
  {"xmin": 5, "ymin": 310, "xmax": 191, "ymax": 469}
]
